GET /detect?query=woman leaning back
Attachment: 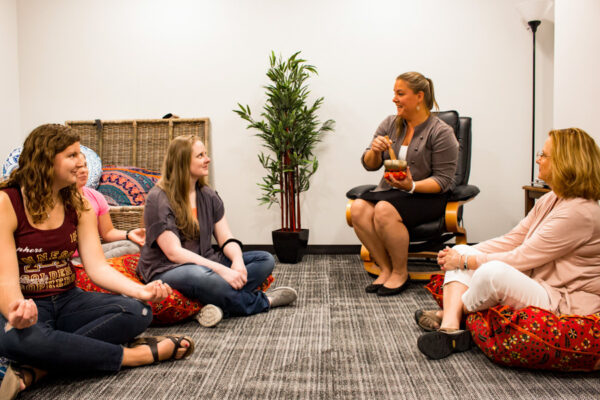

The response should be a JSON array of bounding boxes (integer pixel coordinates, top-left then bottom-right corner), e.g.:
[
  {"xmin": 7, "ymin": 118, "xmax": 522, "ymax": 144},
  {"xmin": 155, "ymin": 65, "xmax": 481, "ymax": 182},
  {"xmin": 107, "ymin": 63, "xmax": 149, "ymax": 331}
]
[
  {"xmin": 350, "ymin": 72, "xmax": 459, "ymax": 296},
  {"xmin": 416, "ymin": 128, "xmax": 600, "ymax": 360},
  {"xmin": 137, "ymin": 135, "xmax": 297, "ymax": 328},
  {"xmin": 0, "ymin": 124, "xmax": 193, "ymax": 400}
]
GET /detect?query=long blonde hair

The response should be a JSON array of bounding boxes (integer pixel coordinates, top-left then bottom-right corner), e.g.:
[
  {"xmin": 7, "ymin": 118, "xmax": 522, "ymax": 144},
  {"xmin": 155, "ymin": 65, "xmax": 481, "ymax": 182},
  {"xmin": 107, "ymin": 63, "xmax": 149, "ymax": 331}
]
[
  {"xmin": 0, "ymin": 124, "xmax": 86, "ymax": 223},
  {"xmin": 157, "ymin": 135, "xmax": 207, "ymax": 239},
  {"xmin": 549, "ymin": 127, "xmax": 600, "ymax": 200}
]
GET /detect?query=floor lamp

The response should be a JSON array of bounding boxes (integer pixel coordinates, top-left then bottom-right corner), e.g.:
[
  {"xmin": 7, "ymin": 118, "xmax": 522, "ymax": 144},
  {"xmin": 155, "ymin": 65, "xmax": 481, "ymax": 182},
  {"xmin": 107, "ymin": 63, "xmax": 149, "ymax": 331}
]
[{"xmin": 516, "ymin": 0, "xmax": 552, "ymax": 185}]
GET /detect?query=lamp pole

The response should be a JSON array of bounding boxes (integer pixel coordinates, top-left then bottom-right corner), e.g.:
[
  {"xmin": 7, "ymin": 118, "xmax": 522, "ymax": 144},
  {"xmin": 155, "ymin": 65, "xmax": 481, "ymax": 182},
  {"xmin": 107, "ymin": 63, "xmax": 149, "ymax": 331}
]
[{"xmin": 528, "ymin": 19, "xmax": 541, "ymax": 184}]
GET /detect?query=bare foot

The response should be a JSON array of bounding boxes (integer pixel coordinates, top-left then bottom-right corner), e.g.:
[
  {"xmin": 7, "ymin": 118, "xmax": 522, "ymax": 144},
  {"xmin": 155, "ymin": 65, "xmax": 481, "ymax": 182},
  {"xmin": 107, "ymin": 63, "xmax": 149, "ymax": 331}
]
[{"xmin": 381, "ymin": 272, "xmax": 409, "ymax": 289}]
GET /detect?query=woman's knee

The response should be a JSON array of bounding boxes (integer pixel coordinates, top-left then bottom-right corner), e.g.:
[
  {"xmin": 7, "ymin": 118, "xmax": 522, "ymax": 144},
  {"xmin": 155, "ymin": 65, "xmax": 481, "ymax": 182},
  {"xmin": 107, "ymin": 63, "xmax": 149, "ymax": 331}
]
[
  {"xmin": 470, "ymin": 261, "xmax": 513, "ymax": 291},
  {"xmin": 350, "ymin": 199, "xmax": 374, "ymax": 226},
  {"xmin": 373, "ymin": 201, "xmax": 402, "ymax": 230}
]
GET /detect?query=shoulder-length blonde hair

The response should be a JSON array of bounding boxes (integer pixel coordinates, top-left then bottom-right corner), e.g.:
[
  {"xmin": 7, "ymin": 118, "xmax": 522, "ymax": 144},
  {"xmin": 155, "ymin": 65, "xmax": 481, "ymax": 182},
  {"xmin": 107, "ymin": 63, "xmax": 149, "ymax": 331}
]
[
  {"xmin": 0, "ymin": 124, "xmax": 86, "ymax": 223},
  {"xmin": 549, "ymin": 127, "xmax": 600, "ymax": 200},
  {"xmin": 157, "ymin": 135, "xmax": 207, "ymax": 239}
]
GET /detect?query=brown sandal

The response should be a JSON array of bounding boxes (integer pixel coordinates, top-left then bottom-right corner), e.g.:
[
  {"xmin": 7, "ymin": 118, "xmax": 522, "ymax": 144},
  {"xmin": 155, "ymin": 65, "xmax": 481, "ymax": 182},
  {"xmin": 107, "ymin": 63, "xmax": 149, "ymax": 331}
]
[
  {"xmin": 128, "ymin": 335, "xmax": 195, "ymax": 364},
  {"xmin": 414, "ymin": 309, "xmax": 442, "ymax": 332}
]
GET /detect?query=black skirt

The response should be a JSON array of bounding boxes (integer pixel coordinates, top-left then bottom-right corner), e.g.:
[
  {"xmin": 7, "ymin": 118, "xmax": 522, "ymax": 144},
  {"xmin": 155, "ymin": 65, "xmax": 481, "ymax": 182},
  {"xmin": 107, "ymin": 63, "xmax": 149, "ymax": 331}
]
[{"xmin": 359, "ymin": 189, "xmax": 449, "ymax": 229}]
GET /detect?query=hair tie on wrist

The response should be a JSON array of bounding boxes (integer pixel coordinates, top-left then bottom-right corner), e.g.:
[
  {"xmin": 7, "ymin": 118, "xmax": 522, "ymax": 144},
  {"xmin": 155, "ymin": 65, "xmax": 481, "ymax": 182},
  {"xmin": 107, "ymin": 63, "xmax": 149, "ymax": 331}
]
[
  {"xmin": 126, "ymin": 230, "xmax": 131, "ymax": 241},
  {"xmin": 221, "ymin": 238, "xmax": 243, "ymax": 252}
]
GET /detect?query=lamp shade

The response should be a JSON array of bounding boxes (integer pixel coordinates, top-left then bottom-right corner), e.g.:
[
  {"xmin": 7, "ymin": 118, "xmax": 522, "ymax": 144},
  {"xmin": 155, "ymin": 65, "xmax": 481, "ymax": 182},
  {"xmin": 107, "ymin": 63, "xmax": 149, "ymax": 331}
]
[{"xmin": 516, "ymin": 0, "xmax": 553, "ymax": 23}]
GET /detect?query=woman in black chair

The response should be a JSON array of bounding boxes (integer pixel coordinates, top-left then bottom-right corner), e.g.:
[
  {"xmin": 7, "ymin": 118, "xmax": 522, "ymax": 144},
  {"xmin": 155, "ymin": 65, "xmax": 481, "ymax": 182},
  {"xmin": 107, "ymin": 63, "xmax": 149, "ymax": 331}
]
[{"xmin": 350, "ymin": 72, "xmax": 459, "ymax": 296}]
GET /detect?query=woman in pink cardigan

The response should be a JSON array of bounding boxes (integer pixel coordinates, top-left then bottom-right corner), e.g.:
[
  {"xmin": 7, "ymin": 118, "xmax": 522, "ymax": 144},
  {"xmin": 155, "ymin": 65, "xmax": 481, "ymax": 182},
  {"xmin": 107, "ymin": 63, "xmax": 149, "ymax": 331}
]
[{"xmin": 416, "ymin": 127, "xmax": 600, "ymax": 360}]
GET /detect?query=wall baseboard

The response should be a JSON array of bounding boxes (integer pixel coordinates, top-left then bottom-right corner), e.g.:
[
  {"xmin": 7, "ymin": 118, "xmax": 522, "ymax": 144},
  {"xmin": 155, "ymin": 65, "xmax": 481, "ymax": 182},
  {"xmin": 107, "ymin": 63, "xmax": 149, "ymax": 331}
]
[{"xmin": 244, "ymin": 244, "xmax": 361, "ymax": 254}]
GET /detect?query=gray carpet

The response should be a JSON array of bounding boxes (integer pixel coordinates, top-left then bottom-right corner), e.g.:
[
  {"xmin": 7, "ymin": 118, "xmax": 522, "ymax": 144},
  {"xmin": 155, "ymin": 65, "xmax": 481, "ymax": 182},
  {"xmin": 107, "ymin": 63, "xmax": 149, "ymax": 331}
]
[{"xmin": 20, "ymin": 255, "xmax": 600, "ymax": 399}]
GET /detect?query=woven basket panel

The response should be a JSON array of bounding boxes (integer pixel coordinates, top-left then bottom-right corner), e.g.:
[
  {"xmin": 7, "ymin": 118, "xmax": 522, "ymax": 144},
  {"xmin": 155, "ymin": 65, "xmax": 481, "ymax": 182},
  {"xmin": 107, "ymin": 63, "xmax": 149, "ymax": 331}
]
[
  {"xmin": 136, "ymin": 122, "xmax": 171, "ymax": 171},
  {"xmin": 109, "ymin": 206, "xmax": 145, "ymax": 231}
]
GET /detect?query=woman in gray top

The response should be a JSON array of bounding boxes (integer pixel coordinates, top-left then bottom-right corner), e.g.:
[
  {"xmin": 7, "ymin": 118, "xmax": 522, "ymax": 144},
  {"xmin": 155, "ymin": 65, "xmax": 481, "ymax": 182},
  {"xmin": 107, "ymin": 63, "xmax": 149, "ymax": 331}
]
[
  {"xmin": 137, "ymin": 135, "xmax": 298, "ymax": 327},
  {"xmin": 350, "ymin": 72, "xmax": 459, "ymax": 296}
]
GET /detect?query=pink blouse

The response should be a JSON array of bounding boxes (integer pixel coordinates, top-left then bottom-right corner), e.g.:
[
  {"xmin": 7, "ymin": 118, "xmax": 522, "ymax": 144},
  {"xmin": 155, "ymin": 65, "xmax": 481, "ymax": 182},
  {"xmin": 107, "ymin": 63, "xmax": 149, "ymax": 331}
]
[{"xmin": 474, "ymin": 191, "xmax": 600, "ymax": 315}]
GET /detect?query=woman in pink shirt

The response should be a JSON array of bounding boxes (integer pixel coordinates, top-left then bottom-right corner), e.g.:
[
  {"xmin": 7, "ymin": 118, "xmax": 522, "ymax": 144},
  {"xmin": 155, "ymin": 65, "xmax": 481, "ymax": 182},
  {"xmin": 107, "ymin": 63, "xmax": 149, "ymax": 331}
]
[
  {"xmin": 416, "ymin": 127, "xmax": 600, "ymax": 360},
  {"xmin": 71, "ymin": 154, "xmax": 145, "ymax": 263}
]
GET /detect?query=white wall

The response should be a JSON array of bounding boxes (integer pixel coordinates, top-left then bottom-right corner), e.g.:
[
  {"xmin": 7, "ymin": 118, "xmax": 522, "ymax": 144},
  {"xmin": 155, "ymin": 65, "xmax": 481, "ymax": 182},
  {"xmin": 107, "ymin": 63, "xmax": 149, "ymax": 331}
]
[
  {"xmin": 0, "ymin": 0, "xmax": 21, "ymax": 162},
  {"xmin": 554, "ymin": 0, "xmax": 600, "ymax": 142},
  {"xmin": 12, "ymin": 0, "xmax": 556, "ymax": 244}
]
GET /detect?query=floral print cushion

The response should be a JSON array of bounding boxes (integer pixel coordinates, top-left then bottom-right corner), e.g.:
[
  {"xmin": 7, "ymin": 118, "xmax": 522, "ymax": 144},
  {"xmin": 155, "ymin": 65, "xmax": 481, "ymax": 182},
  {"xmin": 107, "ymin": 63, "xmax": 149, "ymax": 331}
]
[
  {"xmin": 75, "ymin": 253, "xmax": 274, "ymax": 325},
  {"xmin": 425, "ymin": 274, "xmax": 600, "ymax": 371}
]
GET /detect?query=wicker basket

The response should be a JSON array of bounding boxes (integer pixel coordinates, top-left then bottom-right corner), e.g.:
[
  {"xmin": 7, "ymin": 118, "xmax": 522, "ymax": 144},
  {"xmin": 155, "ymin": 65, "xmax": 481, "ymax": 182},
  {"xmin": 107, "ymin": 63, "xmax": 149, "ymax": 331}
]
[{"xmin": 65, "ymin": 118, "xmax": 210, "ymax": 231}]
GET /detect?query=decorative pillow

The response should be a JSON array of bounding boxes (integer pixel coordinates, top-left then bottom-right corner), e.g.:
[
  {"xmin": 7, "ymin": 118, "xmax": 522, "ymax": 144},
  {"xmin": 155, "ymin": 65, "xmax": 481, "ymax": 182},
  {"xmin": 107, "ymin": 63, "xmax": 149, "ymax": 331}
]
[
  {"xmin": 75, "ymin": 253, "xmax": 274, "ymax": 325},
  {"xmin": 97, "ymin": 166, "xmax": 161, "ymax": 206},
  {"xmin": 2, "ymin": 146, "xmax": 21, "ymax": 178},
  {"xmin": 425, "ymin": 274, "xmax": 600, "ymax": 371},
  {"xmin": 1, "ymin": 145, "xmax": 102, "ymax": 189}
]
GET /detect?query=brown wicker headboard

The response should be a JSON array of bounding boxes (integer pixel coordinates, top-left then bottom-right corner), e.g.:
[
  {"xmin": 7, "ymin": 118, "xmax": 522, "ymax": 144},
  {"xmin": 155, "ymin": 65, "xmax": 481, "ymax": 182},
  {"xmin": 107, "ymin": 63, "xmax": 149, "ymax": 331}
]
[{"xmin": 65, "ymin": 118, "xmax": 210, "ymax": 171}]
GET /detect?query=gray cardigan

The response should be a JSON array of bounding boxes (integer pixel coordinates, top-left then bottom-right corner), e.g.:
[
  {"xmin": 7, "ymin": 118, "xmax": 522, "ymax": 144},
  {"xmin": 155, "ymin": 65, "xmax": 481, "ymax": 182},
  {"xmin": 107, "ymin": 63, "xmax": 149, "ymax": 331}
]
[{"xmin": 361, "ymin": 115, "xmax": 459, "ymax": 193}]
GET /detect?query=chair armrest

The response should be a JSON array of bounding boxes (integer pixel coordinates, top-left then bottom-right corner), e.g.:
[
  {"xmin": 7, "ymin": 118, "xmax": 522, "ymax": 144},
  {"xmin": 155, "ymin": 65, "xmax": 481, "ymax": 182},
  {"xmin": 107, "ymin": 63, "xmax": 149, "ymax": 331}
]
[
  {"xmin": 346, "ymin": 185, "xmax": 377, "ymax": 200},
  {"xmin": 448, "ymin": 185, "xmax": 479, "ymax": 202}
]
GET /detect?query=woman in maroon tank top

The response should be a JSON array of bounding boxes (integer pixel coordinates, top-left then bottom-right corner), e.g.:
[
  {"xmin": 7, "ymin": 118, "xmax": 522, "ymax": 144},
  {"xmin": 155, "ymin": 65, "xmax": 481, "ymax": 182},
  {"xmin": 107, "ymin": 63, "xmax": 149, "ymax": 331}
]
[{"xmin": 0, "ymin": 124, "xmax": 194, "ymax": 399}]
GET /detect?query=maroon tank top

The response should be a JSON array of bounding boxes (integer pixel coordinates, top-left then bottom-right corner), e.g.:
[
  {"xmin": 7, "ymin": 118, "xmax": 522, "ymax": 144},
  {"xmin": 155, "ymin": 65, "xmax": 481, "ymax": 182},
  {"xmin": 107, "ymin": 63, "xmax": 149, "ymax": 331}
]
[{"xmin": 3, "ymin": 187, "xmax": 79, "ymax": 298}]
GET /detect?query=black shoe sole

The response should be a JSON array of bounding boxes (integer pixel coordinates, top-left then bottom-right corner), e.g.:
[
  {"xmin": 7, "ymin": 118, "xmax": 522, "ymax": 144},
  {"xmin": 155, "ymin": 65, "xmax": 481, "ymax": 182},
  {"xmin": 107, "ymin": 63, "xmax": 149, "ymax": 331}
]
[
  {"xmin": 376, "ymin": 277, "xmax": 411, "ymax": 296},
  {"xmin": 365, "ymin": 283, "xmax": 383, "ymax": 293},
  {"xmin": 417, "ymin": 330, "xmax": 472, "ymax": 360}
]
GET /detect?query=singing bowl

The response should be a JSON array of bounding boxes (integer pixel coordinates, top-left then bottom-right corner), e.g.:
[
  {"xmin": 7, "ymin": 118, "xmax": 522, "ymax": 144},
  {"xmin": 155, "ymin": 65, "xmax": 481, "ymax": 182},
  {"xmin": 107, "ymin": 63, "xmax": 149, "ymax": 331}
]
[{"xmin": 384, "ymin": 159, "xmax": 407, "ymax": 171}]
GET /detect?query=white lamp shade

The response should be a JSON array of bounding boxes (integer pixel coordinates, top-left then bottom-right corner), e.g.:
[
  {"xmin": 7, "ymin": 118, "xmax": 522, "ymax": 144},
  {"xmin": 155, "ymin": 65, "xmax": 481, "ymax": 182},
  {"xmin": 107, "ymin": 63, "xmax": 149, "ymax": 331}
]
[{"xmin": 516, "ymin": 0, "xmax": 553, "ymax": 23}]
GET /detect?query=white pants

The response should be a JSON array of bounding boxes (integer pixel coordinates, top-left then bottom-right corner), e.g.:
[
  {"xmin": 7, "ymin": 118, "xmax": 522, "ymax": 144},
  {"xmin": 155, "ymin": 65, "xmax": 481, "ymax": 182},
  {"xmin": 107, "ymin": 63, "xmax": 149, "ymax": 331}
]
[{"xmin": 444, "ymin": 245, "xmax": 552, "ymax": 312}]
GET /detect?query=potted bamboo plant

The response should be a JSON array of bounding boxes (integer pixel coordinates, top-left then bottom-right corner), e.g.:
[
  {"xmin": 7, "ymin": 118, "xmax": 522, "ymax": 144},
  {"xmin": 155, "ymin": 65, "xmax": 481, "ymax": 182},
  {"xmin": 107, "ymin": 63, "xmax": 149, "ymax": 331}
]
[{"xmin": 235, "ymin": 51, "xmax": 334, "ymax": 263}]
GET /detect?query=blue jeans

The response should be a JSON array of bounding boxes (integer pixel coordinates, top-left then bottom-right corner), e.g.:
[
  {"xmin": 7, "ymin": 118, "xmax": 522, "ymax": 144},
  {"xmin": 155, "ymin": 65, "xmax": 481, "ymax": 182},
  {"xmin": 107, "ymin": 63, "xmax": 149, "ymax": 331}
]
[
  {"xmin": 0, "ymin": 287, "xmax": 152, "ymax": 372},
  {"xmin": 154, "ymin": 251, "xmax": 274, "ymax": 317}
]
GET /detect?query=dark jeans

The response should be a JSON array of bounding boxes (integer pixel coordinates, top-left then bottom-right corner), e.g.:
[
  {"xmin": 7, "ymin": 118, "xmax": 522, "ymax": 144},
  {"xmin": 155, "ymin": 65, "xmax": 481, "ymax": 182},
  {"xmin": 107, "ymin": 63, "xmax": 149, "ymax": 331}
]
[
  {"xmin": 154, "ymin": 251, "xmax": 274, "ymax": 317},
  {"xmin": 0, "ymin": 287, "xmax": 152, "ymax": 372}
]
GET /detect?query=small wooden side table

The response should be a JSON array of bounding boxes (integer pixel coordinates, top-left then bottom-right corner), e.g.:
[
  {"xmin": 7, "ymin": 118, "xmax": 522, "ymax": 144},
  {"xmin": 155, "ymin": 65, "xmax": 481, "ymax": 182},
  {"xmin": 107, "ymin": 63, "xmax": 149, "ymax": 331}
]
[{"xmin": 522, "ymin": 185, "xmax": 550, "ymax": 216}]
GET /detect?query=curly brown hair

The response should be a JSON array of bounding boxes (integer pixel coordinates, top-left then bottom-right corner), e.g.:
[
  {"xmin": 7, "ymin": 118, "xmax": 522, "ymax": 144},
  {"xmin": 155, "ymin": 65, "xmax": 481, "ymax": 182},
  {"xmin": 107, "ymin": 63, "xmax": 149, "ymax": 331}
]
[
  {"xmin": 0, "ymin": 124, "xmax": 87, "ymax": 223},
  {"xmin": 157, "ymin": 135, "xmax": 208, "ymax": 240}
]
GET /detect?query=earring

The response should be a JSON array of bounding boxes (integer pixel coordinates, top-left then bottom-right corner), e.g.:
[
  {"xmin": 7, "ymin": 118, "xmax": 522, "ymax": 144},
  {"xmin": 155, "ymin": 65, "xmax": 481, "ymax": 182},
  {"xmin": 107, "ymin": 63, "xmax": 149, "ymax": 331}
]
[{"xmin": 416, "ymin": 105, "xmax": 421, "ymax": 111}]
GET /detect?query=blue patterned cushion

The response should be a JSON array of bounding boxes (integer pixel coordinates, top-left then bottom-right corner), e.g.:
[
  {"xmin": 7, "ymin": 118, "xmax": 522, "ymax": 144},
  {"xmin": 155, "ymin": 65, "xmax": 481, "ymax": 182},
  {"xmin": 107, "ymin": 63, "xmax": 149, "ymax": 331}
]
[
  {"xmin": 2, "ymin": 145, "xmax": 102, "ymax": 189},
  {"xmin": 97, "ymin": 166, "xmax": 161, "ymax": 206}
]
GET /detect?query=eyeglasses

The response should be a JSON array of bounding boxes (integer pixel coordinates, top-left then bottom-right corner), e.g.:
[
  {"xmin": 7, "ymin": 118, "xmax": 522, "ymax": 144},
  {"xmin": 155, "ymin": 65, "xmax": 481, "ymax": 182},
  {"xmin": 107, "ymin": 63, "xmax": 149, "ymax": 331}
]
[{"xmin": 536, "ymin": 151, "xmax": 551, "ymax": 159}]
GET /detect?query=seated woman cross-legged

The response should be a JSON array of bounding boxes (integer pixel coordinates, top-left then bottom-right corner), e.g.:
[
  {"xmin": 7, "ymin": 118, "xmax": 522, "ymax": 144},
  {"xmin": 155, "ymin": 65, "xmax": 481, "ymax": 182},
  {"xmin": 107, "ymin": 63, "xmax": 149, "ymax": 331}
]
[
  {"xmin": 137, "ymin": 135, "xmax": 297, "ymax": 328},
  {"xmin": 416, "ymin": 128, "xmax": 600, "ymax": 360},
  {"xmin": 0, "ymin": 124, "xmax": 193, "ymax": 400},
  {"xmin": 350, "ymin": 72, "xmax": 459, "ymax": 296},
  {"xmin": 71, "ymin": 152, "xmax": 145, "ymax": 265}
]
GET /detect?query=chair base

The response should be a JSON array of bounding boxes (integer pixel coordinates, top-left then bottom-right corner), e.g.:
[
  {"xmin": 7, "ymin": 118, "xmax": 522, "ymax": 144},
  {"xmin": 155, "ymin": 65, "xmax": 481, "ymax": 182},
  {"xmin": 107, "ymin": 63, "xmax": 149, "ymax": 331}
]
[{"xmin": 361, "ymin": 246, "xmax": 444, "ymax": 281}]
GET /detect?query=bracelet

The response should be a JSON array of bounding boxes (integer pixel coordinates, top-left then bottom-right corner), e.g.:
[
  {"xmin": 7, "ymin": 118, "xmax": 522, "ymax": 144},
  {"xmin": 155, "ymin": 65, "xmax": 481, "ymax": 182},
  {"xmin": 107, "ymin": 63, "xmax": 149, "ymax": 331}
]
[
  {"xmin": 407, "ymin": 181, "xmax": 416, "ymax": 194},
  {"xmin": 125, "ymin": 230, "xmax": 131, "ymax": 241},
  {"xmin": 221, "ymin": 238, "xmax": 243, "ymax": 252},
  {"xmin": 463, "ymin": 255, "xmax": 469, "ymax": 270}
]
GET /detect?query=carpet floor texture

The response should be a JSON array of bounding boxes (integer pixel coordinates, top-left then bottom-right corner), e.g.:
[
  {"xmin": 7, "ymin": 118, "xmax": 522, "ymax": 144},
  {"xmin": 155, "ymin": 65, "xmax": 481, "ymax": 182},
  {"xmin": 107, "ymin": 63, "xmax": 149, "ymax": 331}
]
[{"xmin": 18, "ymin": 255, "xmax": 600, "ymax": 399}]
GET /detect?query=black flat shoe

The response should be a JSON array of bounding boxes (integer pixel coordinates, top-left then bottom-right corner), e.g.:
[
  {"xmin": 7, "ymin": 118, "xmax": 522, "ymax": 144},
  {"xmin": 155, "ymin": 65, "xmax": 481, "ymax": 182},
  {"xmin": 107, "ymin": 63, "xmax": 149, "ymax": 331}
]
[
  {"xmin": 365, "ymin": 283, "xmax": 383, "ymax": 293},
  {"xmin": 376, "ymin": 277, "xmax": 411, "ymax": 297},
  {"xmin": 417, "ymin": 329, "xmax": 472, "ymax": 360}
]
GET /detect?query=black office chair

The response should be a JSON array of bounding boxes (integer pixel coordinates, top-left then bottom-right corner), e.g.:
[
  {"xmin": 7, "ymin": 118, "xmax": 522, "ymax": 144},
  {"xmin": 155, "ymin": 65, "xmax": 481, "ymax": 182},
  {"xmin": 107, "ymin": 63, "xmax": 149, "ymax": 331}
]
[{"xmin": 344, "ymin": 110, "xmax": 479, "ymax": 280}]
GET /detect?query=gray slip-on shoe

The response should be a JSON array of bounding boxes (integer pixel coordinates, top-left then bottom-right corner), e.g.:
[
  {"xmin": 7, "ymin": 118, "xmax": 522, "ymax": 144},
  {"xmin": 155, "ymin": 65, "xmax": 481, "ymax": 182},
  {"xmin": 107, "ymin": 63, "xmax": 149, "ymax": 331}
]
[
  {"xmin": 267, "ymin": 287, "xmax": 298, "ymax": 308},
  {"xmin": 195, "ymin": 304, "xmax": 223, "ymax": 328}
]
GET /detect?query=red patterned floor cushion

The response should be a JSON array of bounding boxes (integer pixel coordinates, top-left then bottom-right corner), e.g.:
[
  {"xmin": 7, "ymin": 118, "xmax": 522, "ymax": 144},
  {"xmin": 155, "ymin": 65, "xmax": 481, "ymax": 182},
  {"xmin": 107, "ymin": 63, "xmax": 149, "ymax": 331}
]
[
  {"xmin": 75, "ymin": 254, "xmax": 274, "ymax": 325},
  {"xmin": 424, "ymin": 274, "xmax": 600, "ymax": 371}
]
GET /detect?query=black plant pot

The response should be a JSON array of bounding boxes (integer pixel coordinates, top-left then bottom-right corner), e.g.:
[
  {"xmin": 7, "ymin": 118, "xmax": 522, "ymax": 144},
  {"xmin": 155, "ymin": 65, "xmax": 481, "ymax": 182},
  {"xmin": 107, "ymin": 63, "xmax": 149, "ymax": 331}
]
[{"xmin": 272, "ymin": 229, "xmax": 309, "ymax": 264}]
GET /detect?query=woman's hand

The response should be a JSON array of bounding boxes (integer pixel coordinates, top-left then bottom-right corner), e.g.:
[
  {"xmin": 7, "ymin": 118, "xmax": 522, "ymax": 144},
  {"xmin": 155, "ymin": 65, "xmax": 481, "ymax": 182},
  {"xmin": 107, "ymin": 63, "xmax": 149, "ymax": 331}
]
[
  {"xmin": 437, "ymin": 246, "xmax": 462, "ymax": 271},
  {"xmin": 370, "ymin": 135, "xmax": 390, "ymax": 153},
  {"xmin": 218, "ymin": 268, "xmax": 246, "ymax": 290},
  {"xmin": 231, "ymin": 259, "xmax": 248, "ymax": 285},
  {"xmin": 137, "ymin": 280, "xmax": 172, "ymax": 303},
  {"xmin": 7, "ymin": 299, "xmax": 38, "ymax": 330},
  {"xmin": 386, "ymin": 166, "xmax": 414, "ymax": 191},
  {"xmin": 128, "ymin": 228, "xmax": 146, "ymax": 247}
]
